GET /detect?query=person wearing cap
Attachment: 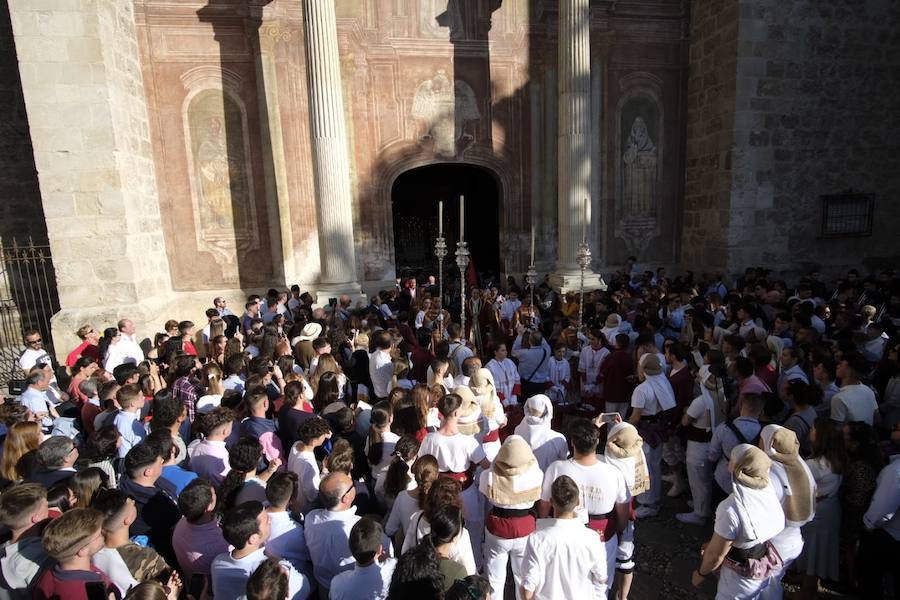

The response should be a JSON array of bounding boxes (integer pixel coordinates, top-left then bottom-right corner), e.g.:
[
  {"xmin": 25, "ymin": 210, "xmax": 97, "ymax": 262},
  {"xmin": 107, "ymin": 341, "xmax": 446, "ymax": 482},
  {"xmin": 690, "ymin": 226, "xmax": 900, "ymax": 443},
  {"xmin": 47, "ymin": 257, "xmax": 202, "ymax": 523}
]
[
  {"xmin": 479, "ymin": 435, "xmax": 542, "ymax": 598},
  {"xmin": 628, "ymin": 353, "xmax": 676, "ymax": 518},
  {"xmin": 539, "ymin": 418, "xmax": 629, "ymax": 597},
  {"xmin": 469, "ymin": 369, "xmax": 507, "ymax": 462},
  {"xmin": 830, "ymin": 353, "xmax": 879, "ymax": 426},
  {"xmin": 691, "ymin": 445, "xmax": 785, "ymax": 599}
]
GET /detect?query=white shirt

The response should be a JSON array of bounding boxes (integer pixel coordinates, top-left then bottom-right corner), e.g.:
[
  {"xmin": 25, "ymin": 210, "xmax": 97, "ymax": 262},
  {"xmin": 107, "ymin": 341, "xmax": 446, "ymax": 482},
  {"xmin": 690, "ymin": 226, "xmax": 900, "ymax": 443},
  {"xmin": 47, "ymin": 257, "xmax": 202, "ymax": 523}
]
[
  {"xmin": 863, "ymin": 455, "xmax": 900, "ymax": 542},
  {"xmin": 630, "ymin": 379, "xmax": 669, "ymax": 416},
  {"xmin": 92, "ymin": 547, "xmax": 138, "ymax": 596},
  {"xmin": 384, "ymin": 489, "xmax": 420, "ymax": 538},
  {"xmin": 196, "ymin": 394, "xmax": 222, "ymax": 414},
  {"xmin": 211, "ymin": 548, "xmax": 310, "ymax": 600},
  {"xmin": 19, "ymin": 387, "xmax": 54, "ymax": 430},
  {"xmin": 414, "ymin": 310, "xmax": 427, "ymax": 329},
  {"xmin": 714, "ymin": 490, "xmax": 784, "ymax": 549},
  {"xmin": 830, "ymin": 383, "xmax": 878, "ymax": 425},
  {"xmin": 521, "ymin": 518, "xmax": 607, "ymax": 599},
  {"xmin": 418, "ymin": 431, "xmax": 486, "ymax": 473},
  {"xmin": 367, "ymin": 431, "xmax": 400, "ymax": 494},
  {"xmin": 305, "ymin": 507, "xmax": 392, "ymax": 589},
  {"xmin": 266, "ymin": 511, "xmax": 311, "ymax": 571},
  {"xmin": 499, "ymin": 299, "xmax": 521, "ymax": 322},
  {"xmin": 540, "ymin": 459, "xmax": 628, "ymax": 521},
  {"xmin": 486, "ymin": 358, "xmax": 520, "ymax": 404},
  {"xmin": 578, "ymin": 346, "xmax": 609, "ymax": 383},
  {"xmin": 548, "ymin": 357, "xmax": 571, "ymax": 387},
  {"xmin": 118, "ymin": 334, "xmax": 145, "ymax": 367},
  {"xmin": 369, "ymin": 350, "xmax": 393, "ymax": 399},
  {"xmin": 223, "ymin": 374, "xmax": 246, "ymax": 394},
  {"xmin": 806, "ymin": 456, "xmax": 842, "ymax": 498},
  {"xmin": 287, "ymin": 447, "xmax": 320, "ymax": 513},
  {"xmin": 18, "ymin": 348, "xmax": 51, "ymax": 372},
  {"xmin": 400, "ymin": 510, "xmax": 476, "ymax": 575},
  {"xmin": 685, "ymin": 394, "xmax": 713, "ymax": 430},
  {"xmin": 329, "ymin": 559, "xmax": 396, "ymax": 600}
]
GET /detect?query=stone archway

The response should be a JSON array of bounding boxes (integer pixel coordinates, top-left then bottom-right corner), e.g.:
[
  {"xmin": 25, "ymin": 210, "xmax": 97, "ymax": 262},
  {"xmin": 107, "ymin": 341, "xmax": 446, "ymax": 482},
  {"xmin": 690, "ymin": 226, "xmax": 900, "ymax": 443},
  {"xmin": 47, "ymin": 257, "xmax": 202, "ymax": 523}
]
[{"xmin": 391, "ymin": 163, "xmax": 501, "ymax": 283}]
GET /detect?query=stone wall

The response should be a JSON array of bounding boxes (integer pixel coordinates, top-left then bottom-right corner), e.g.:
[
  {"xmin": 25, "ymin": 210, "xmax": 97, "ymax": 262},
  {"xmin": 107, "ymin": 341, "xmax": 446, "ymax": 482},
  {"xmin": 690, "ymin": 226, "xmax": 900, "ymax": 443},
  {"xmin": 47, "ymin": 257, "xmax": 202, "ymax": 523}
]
[
  {"xmin": 726, "ymin": 0, "xmax": 900, "ymax": 277},
  {"xmin": 0, "ymin": 1, "xmax": 46, "ymax": 244},
  {"xmin": 682, "ymin": 0, "xmax": 738, "ymax": 273}
]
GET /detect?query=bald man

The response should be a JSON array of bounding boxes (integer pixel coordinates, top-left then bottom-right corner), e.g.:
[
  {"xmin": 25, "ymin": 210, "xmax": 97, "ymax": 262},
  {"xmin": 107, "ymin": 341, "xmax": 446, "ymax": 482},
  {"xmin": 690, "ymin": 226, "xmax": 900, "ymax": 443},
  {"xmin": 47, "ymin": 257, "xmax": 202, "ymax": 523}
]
[{"xmin": 303, "ymin": 473, "xmax": 392, "ymax": 596}]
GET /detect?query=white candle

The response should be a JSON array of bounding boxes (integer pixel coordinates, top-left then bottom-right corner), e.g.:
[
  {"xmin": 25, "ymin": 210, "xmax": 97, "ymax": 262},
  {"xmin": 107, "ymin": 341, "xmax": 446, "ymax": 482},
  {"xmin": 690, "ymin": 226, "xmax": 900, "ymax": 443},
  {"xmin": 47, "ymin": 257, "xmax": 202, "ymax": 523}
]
[
  {"xmin": 438, "ymin": 201, "xmax": 443, "ymax": 236},
  {"xmin": 582, "ymin": 198, "xmax": 587, "ymax": 244},
  {"xmin": 459, "ymin": 195, "xmax": 465, "ymax": 241},
  {"xmin": 530, "ymin": 226, "xmax": 535, "ymax": 265}
]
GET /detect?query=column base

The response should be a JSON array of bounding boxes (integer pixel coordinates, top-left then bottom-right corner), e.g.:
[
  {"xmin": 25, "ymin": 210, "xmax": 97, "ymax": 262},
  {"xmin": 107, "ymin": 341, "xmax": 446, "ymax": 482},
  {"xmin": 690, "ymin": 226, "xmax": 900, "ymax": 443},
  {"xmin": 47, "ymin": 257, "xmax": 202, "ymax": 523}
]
[
  {"xmin": 311, "ymin": 282, "xmax": 367, "ymax": 309},
  {"xmin": 547, "ymin": 270, "xmax": 608, "ymax": 294}
]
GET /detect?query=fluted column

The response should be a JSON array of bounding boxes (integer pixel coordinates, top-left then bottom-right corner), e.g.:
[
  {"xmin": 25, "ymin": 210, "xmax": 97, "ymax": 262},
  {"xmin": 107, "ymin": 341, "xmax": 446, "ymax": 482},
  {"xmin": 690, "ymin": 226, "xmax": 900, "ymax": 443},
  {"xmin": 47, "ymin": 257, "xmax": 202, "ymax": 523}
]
[
  {"xmin": 550, "ymin": 0, "xmax": 606, "ymax": 293},
  {"xmin": 304, "ymin": 0, "xmax": 360, "ymax": 292},
  {"xmin": 556, "ymin": 0, "xmax": 590, "ymax": 272}
]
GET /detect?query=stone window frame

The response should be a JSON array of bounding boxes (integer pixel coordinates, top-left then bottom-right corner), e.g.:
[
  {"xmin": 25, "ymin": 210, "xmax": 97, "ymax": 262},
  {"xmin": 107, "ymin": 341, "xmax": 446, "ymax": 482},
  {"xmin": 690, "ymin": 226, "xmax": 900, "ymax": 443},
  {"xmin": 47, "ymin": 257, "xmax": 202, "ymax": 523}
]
[{"xmin": 819, "ymin": 192, "xmax": 874, "ymax": 239}]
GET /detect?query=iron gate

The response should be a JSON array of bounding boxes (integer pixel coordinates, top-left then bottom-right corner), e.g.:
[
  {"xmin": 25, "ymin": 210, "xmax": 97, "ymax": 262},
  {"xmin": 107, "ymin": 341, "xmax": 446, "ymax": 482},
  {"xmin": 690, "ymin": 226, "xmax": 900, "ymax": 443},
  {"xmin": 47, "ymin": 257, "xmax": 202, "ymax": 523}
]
[{"xmin": 0, "ymin": 237, "xmax": 60, "ymax": 390}]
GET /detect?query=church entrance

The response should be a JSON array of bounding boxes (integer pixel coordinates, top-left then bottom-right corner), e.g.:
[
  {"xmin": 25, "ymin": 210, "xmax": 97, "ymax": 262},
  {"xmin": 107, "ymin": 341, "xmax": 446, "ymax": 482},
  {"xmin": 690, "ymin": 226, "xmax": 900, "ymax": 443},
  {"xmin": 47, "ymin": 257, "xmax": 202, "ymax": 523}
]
[{"xmin": 391, "ymin": 163, "xmax": 501, "ymax": 283}]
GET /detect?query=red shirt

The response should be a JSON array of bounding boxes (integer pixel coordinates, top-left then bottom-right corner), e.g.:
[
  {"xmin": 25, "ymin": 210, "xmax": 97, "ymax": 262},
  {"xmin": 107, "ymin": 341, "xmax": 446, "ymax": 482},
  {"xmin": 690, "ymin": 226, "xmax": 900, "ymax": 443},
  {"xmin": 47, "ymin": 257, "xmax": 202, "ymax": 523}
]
[
  {"xmin": 755, "ymin": 365, "xmax": 778, "ymax": 393},
  {"xmin": 34, "ymin": 566, "xmax": 120, "ymax": 600},
  {"xmin": 65, "ymin": 342, "xmax": 99, "ymax": 368},
  {"xmin": 598, "ymin": 349, "xmax": 634, "ymax": 403}
]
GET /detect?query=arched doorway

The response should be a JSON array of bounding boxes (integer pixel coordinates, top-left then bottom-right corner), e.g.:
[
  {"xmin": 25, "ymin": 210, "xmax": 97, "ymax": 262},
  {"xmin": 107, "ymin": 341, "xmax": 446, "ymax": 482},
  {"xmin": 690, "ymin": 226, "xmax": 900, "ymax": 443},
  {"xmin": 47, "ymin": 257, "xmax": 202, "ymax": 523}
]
[{"xmin": 391, "ymin": 163, "xmax": 501, "ymax": 282}]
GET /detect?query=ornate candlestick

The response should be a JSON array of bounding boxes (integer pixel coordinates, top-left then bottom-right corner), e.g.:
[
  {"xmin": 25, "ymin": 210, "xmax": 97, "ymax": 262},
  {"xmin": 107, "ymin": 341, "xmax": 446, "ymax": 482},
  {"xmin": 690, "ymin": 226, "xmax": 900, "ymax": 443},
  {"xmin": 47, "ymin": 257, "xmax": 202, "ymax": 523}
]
[
  {"xmin": 455, "ymin": 241, "xmax": 470, "ymax": 338},
  {"xmin": 525, "ymin": 263, "xmax": 537, "ymax": 328},
  {"xmin": 434, "ymin": 235, "xmax": 447, "ymax": 335},
  {"xmin": 576, "ymin": 241, "xmax": 592, "ymax": 329}
]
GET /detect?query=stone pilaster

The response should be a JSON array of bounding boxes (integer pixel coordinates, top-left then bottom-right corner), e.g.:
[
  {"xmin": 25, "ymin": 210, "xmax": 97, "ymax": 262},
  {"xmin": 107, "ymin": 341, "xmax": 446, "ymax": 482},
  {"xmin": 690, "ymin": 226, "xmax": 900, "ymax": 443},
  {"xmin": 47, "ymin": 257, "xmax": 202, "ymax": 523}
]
[
  {"xmin": 303, "ymin": 0, "xmax": 362, "ymax": 301},
  {"xmin": 8, "ymin": 0, "xmax": 175, "ymax": 358},
  {"xmin": 549, "ymin": 0, "xmax": 605, "ymax": 293}
]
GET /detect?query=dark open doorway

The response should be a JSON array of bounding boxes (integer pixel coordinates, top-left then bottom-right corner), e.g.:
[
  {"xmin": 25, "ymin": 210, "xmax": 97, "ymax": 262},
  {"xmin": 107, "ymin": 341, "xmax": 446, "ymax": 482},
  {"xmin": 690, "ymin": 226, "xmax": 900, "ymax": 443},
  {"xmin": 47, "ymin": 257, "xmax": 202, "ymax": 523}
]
[{"xmin": 392, "ymin": 163, "xmax": 500, "ymax": 282}]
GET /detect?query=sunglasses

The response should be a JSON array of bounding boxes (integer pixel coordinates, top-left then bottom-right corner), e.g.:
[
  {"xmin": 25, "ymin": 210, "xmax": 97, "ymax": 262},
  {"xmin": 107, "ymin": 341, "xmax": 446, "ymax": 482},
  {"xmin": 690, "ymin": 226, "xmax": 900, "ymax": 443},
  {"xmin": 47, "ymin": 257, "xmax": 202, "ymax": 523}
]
[{"xmin": 27, "ymin": 338, "xmax": 42, "ymax": 344}]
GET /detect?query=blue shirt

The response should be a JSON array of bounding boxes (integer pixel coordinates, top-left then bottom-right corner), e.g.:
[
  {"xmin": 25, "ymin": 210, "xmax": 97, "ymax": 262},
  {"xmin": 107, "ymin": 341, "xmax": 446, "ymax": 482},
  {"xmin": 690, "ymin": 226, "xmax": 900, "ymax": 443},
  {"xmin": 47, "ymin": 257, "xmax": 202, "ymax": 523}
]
[
  {"xmin": 162, "ymin": 465, "xmax": 198, "ymax": 496},
  {"xmin": 512, "ymin": 335, "xmax": 552, "ymax": 383}
]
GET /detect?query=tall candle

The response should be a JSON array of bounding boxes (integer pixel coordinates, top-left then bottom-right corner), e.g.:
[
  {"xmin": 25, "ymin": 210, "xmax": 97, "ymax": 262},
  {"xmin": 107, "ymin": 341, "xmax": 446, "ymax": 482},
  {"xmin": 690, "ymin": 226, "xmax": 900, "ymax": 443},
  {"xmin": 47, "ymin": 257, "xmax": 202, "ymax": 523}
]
[
  {"xmin": 438, "ymin": 201, "xmax": 443, "ymax": 236},
  {"xmin": 582, "ymin": 198, "xmax": 587, "ymax": 244},
  {"xmin": 530, "ymin": 226, "xmax": 535, "ymax": 265},
  {"xmin": 459, "ymin": 195, "xmax": 465, "ymax": 241}
]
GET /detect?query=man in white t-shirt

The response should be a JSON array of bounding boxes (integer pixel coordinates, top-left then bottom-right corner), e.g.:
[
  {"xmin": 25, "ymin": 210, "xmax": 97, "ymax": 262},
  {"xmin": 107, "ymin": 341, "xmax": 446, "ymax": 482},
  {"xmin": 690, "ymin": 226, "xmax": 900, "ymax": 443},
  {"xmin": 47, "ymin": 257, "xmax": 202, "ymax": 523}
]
[
  {"xmin": 286, "ymin": 417, "xmax": 331, "ymax": 514},
  {"xmin": 368, "ymin": 331, "xmax": 394, "ymax": 401},
  {"xmin": 116, "ymin": 319, "xmax": 145, "ymax": 367},
  {"xmin": 831, "ymin": 353, "xmax": 879, "ymax": 426},
  {"xmin": 539, "ymin": 418, "xmax": 629, "ymax": 597},
  {"xmin": 522, "ymin": 474, "xmax": 608, "ymax": 600},
  {"xmin": 211, "ymin": 501, "xmax": 311, "ymax": 600},
  {"xmin": 18, "ymin": 330, "xmax": 51, "ymax": 373}
]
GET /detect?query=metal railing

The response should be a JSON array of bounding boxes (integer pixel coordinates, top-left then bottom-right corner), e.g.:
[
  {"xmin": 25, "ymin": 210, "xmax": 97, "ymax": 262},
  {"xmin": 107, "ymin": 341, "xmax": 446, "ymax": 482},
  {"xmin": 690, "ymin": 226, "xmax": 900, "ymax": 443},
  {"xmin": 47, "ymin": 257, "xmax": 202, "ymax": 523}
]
[{"xmin": 0, "ymin": 237, "xmax": 60, "ymax": 389}]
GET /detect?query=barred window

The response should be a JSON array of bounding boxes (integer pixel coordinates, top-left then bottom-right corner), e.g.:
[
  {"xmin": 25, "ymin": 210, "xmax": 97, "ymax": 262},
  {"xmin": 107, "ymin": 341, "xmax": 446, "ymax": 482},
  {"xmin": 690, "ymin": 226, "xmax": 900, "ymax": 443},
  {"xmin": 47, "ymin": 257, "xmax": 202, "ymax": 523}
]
[{"xmin": 820, "ymin": 193, "xmax": 873, "ymax": 238}]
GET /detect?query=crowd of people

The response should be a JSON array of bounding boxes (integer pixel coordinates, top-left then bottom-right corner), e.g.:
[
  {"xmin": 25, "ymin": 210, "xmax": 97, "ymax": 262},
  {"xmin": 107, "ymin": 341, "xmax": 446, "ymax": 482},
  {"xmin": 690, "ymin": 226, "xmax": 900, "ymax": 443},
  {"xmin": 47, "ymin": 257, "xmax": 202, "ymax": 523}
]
[{"xmin": 0, "ymin": 263, "xmax": 898, "ymax": 600}]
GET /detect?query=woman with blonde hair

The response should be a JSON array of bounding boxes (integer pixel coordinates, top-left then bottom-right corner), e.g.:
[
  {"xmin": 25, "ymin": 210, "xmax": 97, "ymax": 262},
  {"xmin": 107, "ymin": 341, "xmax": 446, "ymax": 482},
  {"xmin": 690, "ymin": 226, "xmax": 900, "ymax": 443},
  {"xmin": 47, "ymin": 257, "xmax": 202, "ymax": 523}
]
[
  {"xmin": 310, "ymin": 353, "xmax": 346, "ymax": 399},
  {"xmin": 0, "ymin": 421, "xmax": 41, "ymax": 482}
]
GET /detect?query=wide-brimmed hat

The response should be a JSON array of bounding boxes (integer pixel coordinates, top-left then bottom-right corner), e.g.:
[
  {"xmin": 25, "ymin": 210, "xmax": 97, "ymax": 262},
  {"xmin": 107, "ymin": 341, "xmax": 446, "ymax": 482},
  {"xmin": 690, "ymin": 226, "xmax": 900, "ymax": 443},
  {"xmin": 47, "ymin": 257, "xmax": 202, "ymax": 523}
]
[{"xmin": 297, "ymin": 322, "xmax": 322, "ymax": 341}]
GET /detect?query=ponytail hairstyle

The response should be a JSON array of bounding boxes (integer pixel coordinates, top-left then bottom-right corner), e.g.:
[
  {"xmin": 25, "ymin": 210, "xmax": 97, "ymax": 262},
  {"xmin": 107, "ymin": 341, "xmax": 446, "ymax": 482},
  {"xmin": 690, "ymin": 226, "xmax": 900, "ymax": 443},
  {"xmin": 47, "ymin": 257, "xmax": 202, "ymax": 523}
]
[
  {"xmin": 423, "ymin": 476, "xmax": 462, "ymax": 522},
  {"xmin": 218, "ymin": 437, "xmax": 263, "ymax": 512},
  {"xmin": 428, "ymin": 503, "xmax": 463, "ymax": 546},
  {"xmin": 412, "ymin": 454, "xmax": 439, "ymax": 509},
  {"xmin": 366, "ymin": 400, "xmax": 392, "ymax": 466},
  {"xmin": 383, "ymin": 435, "xmax": 422, "ymax": 499}
]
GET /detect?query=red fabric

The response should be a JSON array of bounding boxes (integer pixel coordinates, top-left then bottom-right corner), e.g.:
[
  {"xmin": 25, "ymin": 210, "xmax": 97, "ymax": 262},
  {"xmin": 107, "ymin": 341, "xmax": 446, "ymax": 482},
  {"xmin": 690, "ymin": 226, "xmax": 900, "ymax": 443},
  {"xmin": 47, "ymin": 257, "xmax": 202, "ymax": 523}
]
[
  {"xmin": 80, "ymin": 402, "xmax": 102, "ymax": 437},
  {"xmin": 415, "ymin": 428, "xmax": 427, "ymax": 442},
  {"xmin": 486, "ymin": 513, "xmax": 536, "ymax": 539},
  {"xmin": 466, "ymin": 257, "xmax": 478, "ymax": 288},
  {"xmin": 499, "ymin": 405, "xmax": 523, "ymax": 442},
  {"xmin": 668, "ymin": 367, "xmax": 695, "ymax": 422},
  {"xmin": 483, "ymin": 429, "xmax": 500, "ymax": 443},
  {"xmin": 755, "ymin": 365, "xmax": 778, "ymax": 393},
  {"xmin": 410, "ymin": 346, "xmax": 434, "ymax": 383},
  {"xmin": 587, "ymin": 516, "xmax": 617, "ymax": 542},
  {"xmin": 183, "ymin": 341, "xmax": 198, "ymax": 356},
  {"xmin": 67, "ymin": 376, "xmax": 88, "ymax": 406},
  {"xmin": 34, "ymin": 567, "xmax": 119, "ymax": 600},
  {"xmin": 65, "ymin": 341, "xmax": 93, "ymax": 368},
  {"xmin": 511, "ymin": 383, "xmax": 521, "ymax": 396},
  {"xmin": 597, "ymin": 349, "xmax": 634, "ymax": 403}
]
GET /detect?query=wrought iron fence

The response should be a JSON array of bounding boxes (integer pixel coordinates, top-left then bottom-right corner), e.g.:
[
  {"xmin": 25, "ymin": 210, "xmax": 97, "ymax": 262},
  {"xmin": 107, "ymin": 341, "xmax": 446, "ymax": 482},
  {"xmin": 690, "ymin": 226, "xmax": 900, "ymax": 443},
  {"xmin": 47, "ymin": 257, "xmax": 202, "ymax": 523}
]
[{"xmin": 0, "ymin": 237, "xmax": 60, "ymax": 390}]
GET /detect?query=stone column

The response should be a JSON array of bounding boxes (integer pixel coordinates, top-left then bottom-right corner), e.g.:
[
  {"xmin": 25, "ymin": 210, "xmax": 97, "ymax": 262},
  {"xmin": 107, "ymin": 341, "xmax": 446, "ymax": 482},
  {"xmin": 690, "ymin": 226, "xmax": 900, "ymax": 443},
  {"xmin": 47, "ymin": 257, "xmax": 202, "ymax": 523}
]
[
  {"xmin": 550, "ymin": 0, "xmax": 605, "ymax": 292},
  {"xmin": 8, "ymin": 0, "xmax": 176, "ymax": 358},
  {"xmin": 303, "ymin": 0, "xmax": 362, "ymax": 301}
]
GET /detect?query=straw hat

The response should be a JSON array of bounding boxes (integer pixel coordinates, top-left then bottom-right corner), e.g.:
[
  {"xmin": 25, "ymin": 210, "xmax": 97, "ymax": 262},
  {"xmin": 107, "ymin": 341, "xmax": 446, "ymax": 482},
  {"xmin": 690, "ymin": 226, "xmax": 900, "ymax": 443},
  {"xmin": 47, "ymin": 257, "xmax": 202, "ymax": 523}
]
[
  {"xmin": 297, "ymin": 322, "xmax": 322, "ymax": 341},
  {"xmin": 453, "ymin": 386, "xmax": 483, "ymax": 436}
]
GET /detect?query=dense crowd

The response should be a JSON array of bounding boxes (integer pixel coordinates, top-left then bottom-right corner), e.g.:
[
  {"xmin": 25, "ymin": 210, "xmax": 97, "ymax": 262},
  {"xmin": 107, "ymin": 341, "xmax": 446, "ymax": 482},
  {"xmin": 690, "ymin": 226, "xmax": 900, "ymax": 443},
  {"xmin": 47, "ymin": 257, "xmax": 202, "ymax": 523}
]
[{"xmin": 0, "ymin": 263, "xmax": 898, "ymax": 600}]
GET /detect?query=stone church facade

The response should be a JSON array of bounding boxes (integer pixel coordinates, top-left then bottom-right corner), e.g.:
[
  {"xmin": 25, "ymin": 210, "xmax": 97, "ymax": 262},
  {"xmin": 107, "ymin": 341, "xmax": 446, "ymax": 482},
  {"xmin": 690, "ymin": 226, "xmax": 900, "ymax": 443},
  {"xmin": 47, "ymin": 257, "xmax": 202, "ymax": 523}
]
[{"xmin": 1, "ymin": 0, "xmax": 898, "ymax": 354}]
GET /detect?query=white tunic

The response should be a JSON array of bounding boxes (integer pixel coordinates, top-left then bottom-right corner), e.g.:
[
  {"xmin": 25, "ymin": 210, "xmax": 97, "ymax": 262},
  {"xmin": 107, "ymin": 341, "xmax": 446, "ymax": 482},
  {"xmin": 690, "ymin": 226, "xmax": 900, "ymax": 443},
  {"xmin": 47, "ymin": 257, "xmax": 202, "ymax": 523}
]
[
  {"xmin": 418, "ymin": 431, "xmax": 486, "ymax": 473},
  {"xmin": 540, "ymin": 459, "xmax": 628, "ymax": 521},
  {"xmin": 486, "ymin": 358, "xmax": 520, "ymax": 405},
  {"xmin": 520, "ymin": 518, "xmax": 607, "ymax": 599}
]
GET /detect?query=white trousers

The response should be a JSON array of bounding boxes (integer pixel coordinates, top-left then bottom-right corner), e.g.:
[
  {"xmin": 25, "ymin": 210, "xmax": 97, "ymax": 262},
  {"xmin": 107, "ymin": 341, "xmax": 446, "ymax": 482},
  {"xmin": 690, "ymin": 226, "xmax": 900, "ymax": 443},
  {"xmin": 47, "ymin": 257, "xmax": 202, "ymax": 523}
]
[
  {"xmin": 460, "ymin": 483, "xmax": 485, "ymax": 570},
  {"xmin": 662, "ymin": 435, "xmax": 685, "ymax": 467},
  {"xmin": 482, "ymin": 531, "xmax": 527, "ymax": 600},
  {"xmin": 759, "ymin": 526, "xmax": 803, "ymax": 600},
  {"xmin": 638, "ymin": 442, "xmax": 663, "ymax": 509},
  {"xmin": 716, "ymin": 565, "xmax": 776, "ymax": 600},
  {"xmin": 685, "ymin": 440, "xmax": 713, "ymax": 517}
]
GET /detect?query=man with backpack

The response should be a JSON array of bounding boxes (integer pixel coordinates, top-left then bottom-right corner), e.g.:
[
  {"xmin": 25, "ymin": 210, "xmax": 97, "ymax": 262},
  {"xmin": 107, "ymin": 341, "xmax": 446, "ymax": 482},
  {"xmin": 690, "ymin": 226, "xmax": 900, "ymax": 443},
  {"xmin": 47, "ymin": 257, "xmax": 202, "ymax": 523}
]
[{"xmin": 707, "ymin": 392, "xmax": 765, "ymax": 507}]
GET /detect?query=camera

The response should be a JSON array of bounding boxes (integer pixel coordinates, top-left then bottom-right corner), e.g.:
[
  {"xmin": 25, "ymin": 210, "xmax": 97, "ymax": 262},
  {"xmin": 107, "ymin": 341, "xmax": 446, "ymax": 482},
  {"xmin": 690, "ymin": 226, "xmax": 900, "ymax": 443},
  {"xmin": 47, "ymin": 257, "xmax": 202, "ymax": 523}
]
[{"xmin": 328, "ymin": 297, "xmax": 337, "ymax": 307}]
